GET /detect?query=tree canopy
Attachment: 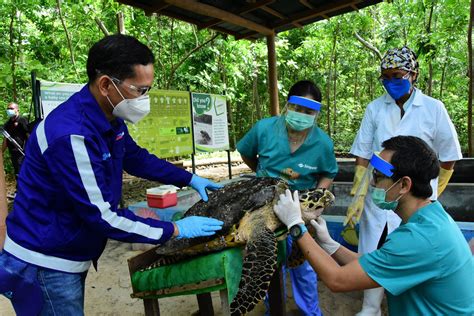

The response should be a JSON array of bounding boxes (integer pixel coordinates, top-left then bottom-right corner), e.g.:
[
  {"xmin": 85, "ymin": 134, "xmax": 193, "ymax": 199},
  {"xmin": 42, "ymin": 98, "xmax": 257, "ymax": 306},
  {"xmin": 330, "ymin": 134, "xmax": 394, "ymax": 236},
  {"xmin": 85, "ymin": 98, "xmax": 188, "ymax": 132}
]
[{"xmin": 0, "ymin": 0, "xmax": 471, "ymax": 162}]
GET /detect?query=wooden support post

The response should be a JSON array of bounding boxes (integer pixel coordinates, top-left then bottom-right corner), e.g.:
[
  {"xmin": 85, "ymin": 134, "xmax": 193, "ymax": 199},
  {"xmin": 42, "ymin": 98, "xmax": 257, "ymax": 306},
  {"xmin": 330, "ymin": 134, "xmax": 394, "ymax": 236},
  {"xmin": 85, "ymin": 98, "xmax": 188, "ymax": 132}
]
[
  {"xmin": 196, "ymin": 292, "xmax": 214, "ymax": 315},
  {"xmin": 266, "ymin": 34, "xmax": 279, "ymax": 116},
  {"xmin": 143, "ymin": 298, "xmax": 160, "ymax": 316},
  {"xmin": 219, "ymin": 289, "xmax": 230, "ymax": 316},
  {"xmin": 117, "ymin": 11, "xmax": 125, "ymax": 34},
  {"xmin": 268, "ymin": 266, "xmax": 286, "ymax": 316}
]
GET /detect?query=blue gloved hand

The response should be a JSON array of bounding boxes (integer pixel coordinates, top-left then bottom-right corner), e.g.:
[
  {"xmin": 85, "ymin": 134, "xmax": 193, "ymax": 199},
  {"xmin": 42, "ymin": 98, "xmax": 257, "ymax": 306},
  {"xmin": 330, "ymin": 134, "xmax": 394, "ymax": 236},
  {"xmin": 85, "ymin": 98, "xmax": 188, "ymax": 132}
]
[
  {"xmin": 189, "ymin": 174, "xmax": 223, "ymax": 202},
  {"xmin": 174, "ymin": 216, "xmax": 224, "ymax": 239}
]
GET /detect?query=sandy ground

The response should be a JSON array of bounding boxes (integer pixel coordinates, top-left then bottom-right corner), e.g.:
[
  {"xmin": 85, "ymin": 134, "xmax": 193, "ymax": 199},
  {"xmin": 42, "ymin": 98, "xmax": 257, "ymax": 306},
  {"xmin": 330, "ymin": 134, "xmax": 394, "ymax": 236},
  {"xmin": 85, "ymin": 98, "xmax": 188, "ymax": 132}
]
[
  {"xmin": 0, "ymin": 238, "xmax": 387, "ymax": 316},
  {"xmin": 0, "ymin": 162, "xmax": 389, "ymax": 315}
]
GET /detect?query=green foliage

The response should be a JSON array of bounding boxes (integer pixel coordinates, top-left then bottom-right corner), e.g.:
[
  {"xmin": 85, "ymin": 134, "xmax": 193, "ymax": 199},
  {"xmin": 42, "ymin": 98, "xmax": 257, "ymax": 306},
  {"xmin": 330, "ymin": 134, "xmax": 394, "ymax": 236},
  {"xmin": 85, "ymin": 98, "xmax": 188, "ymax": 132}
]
[{"xmin": 0, "ymin": 0, "xmax": 471, "ymax": 177}]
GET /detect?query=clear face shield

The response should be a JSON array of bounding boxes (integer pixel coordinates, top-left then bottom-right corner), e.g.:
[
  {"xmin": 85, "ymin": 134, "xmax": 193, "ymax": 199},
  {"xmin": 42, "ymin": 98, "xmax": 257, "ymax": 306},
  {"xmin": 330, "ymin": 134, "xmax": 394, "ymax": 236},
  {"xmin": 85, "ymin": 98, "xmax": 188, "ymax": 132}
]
[
  {"xmin": 351, "ymin": 152, "xmax": 396, "ymax": 205},
  {"xmin": 349, "ymin": 152, "xmax": 395, "ymax": 212},
  {"xmin": 283, "ymin": 96, "xmax": 321, "ymax": 131}
]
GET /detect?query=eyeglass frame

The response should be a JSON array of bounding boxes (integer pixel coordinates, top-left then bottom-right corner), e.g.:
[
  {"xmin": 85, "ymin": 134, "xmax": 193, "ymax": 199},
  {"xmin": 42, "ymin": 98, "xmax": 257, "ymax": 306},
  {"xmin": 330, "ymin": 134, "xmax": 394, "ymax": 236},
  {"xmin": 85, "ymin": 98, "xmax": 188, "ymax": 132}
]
[
  {"xmin": 378, "ymin": 71, "xmax": 413, "ymax": 84},
  {"xmin": 108, "ymin": 76, "xmax": 152, "ymax": 97}
]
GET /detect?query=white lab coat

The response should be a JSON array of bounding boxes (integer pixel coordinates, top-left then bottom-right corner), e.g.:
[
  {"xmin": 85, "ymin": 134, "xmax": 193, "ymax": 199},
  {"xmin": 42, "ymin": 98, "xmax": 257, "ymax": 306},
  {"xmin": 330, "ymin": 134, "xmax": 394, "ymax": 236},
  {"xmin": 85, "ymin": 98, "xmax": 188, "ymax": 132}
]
[{"xmin": 351, "ymin": 88, "xmax": 463, "ymax": 254}]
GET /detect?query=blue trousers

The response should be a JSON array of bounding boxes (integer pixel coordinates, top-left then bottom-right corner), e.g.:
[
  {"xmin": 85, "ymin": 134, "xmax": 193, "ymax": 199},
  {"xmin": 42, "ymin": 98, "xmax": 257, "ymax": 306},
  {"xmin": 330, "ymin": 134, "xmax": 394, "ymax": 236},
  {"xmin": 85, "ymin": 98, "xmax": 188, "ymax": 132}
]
[
  {"xmin": 0, "ymin": 251, "xmax": 87, "ymax": 316},
  {"xmin": 265, "ymin": 238, "xmax": 322, "ymax": 316}
]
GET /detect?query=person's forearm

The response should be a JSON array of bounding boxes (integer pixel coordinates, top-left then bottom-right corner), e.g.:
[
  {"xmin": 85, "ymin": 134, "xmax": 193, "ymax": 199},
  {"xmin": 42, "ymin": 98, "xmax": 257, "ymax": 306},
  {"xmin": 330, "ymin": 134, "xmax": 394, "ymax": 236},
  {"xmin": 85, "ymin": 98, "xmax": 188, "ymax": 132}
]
[
  {"xmin": 332, "ymin": 244, "xmax": 360, "ymax": 265},
  {"xmin": 440, "ymin": 161, "xmax": 455, "ymax": 170},
  {"xmin": 317, "ymin": 177, "xmax": 333, "ymax": 189},
  {"xmin": 241, "ymin": 155, "xmax": 258, "ymax": 172},
  {"xmin": 355, "ymin": 156, "xmax": 370, "ymax": 168},
  {"xmin": 297, "ymin": 233, "xmax": 348, "ymax": 291}
]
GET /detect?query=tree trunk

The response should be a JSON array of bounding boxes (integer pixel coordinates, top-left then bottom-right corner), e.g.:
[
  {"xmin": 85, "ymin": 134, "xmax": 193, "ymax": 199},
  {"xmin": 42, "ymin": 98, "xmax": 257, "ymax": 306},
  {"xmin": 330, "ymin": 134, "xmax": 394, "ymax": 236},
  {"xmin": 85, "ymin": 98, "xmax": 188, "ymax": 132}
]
[
  {"xmin": 439, "ymin": 45, "xmax": 451, "ymax": 100},
  {"xmin": 468, "ymin": 0, "xmax": 473, "ymax": 156},
  {"xmin": 9, "ymin": 6, "xmax": 17, "ymax": 101},
  {"xmin": 425, "ymin": 0, "xmax": 436, "ymax": 96},
  {"xmin": 332, "ymin": 34, "xmax": 338, "ymax": 137},
  {"xmin": 56, "ymin": 0, "xmax": 76, "ymax": 69}
]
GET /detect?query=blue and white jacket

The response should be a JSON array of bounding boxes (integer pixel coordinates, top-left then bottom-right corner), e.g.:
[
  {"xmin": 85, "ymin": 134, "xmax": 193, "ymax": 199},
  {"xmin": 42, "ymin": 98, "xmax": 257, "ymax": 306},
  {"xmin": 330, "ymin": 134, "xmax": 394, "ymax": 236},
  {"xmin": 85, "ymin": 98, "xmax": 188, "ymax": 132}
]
[{"xmin": 4, "ymin": 85, "xmax": 192, "ymax": 273}]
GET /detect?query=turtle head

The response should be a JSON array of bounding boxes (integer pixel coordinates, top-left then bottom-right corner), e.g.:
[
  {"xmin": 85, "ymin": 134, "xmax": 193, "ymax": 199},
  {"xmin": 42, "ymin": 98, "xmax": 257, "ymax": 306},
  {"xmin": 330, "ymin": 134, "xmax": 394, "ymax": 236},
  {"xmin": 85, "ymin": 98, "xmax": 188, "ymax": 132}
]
[{"xmin": 298, "ymin": 188, "xmax": 335, "ymax": 222}]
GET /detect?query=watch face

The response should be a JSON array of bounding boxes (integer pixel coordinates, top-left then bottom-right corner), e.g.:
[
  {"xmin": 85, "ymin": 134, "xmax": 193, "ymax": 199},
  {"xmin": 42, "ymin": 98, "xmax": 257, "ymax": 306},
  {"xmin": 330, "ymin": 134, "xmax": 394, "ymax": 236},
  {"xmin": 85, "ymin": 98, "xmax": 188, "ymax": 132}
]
[{"xmin": 290, "ymin": 225, "xmax": 302, "ymax": 238}]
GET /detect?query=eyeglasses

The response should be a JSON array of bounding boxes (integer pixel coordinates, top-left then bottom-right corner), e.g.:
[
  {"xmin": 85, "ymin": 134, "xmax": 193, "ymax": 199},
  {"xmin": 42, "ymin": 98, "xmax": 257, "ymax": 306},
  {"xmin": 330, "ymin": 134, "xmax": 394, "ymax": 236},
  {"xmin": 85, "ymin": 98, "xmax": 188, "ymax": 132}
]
[
  {"xmin": 110, "ymin": 76, "xmax": 152, "ymax": 96},
  {"xmin": 378, "ymin": 72, "xmax": 411, "ymax": 84},
  {"xmin": 372, "ymin": 169, "xmax": 391, "ymax": 184}
]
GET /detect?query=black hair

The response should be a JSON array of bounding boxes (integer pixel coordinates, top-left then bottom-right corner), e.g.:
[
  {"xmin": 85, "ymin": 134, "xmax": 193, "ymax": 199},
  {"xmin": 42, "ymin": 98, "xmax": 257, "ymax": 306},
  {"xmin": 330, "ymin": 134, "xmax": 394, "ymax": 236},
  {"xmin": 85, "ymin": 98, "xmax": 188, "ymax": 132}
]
[
  {"xmin": 86, "ymin": 34, "xmax": 155, "ymax": 83},
  {"xmin": 287, "ymin": 80, "xmax": 322, "ymax": 102},
  {"xmin": 382, "ymin": 136, "xmax": 439, "ymax": 198}
]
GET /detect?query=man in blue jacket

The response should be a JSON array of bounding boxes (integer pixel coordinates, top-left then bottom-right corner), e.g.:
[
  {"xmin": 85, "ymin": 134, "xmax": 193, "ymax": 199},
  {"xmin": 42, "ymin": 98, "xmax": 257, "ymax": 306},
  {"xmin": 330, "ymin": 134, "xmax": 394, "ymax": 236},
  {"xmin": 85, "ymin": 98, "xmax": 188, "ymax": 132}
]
[{"xmin": 0, "ymin": 34, "xmax": 223, "ymax": 315}]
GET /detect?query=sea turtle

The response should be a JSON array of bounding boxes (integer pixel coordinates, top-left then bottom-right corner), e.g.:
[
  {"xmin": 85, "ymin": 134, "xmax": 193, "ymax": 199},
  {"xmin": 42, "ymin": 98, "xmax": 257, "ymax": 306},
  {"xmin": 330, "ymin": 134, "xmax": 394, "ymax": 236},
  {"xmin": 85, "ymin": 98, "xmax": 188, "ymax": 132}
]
[{"xmin": 144, "ymin": 177, "xmax": 335, "ymax": 315}]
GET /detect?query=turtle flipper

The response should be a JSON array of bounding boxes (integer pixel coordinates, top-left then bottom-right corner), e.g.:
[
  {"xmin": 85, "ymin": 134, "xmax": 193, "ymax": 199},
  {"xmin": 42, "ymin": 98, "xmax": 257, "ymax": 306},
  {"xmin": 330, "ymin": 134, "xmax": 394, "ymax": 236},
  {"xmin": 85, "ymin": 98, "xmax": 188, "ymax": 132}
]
[{"xmin": 230, "ymin": 228, "xmax": 277, "ymax": 316}]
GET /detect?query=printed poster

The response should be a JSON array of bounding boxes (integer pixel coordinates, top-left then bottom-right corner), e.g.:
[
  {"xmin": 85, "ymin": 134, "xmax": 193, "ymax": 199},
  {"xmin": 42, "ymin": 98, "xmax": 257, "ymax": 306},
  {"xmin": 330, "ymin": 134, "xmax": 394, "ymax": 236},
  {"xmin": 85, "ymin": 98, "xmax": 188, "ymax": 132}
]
[
  {"xmin": 40, "ymin": 80, "xmax": 83, "ymax": 118},
  {"xmin": 191, "ymin": 92, "xmax": 229, "ymax": 152},
  {"xmin": 128, "ymin": 89, "xmax": 193, "ymax": 158}
]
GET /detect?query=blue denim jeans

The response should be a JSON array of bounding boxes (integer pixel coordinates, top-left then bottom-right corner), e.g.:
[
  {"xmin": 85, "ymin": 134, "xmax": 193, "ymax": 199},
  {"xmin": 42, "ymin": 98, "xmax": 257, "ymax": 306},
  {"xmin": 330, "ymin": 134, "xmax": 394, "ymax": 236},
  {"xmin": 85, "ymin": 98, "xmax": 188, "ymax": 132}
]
[
  {"xmin": 38, "ymin": 268, "xmax": 88, "ymax": 316},
  {"xmin": 0, "ymin": 251, "xmax": 87, "ymax": 316}
]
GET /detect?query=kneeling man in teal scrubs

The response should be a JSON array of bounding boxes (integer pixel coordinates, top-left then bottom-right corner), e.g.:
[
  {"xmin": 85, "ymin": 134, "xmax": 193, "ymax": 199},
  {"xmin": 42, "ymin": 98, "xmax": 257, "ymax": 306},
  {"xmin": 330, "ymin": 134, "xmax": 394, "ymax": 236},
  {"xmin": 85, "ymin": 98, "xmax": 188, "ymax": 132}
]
[{"xmin": 274, "ymin": 135, "xmax": 473, "ymax": 315}]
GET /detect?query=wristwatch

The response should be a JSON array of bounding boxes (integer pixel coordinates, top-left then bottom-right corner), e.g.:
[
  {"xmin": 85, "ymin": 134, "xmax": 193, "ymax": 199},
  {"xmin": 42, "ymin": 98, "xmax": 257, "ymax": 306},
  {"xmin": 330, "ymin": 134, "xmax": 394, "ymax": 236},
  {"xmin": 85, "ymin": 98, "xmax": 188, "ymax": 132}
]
[{"xmin": 289, "ymin": 223, "xmax": 308, "ymax": 241}]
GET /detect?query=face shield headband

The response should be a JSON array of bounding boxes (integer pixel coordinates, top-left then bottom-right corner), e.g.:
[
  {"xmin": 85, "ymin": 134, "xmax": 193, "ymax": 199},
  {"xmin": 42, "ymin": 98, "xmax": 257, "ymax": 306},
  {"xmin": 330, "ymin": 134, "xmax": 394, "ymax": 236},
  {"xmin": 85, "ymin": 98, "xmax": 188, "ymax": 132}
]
[
  {"xmin": 369, "ymin": 152, "xmax": 394, "ymax": 178},
  {"xmin": 287, "ymin": 96, "xmax": 321, "ymax": 111}
]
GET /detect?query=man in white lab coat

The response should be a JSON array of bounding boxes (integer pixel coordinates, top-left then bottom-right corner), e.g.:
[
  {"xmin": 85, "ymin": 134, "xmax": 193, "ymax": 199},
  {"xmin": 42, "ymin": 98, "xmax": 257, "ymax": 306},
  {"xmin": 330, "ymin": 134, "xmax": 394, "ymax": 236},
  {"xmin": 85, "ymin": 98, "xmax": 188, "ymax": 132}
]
[{"xmin": 345, "ymin": 46, "xmax": 462, "ymax": 316}]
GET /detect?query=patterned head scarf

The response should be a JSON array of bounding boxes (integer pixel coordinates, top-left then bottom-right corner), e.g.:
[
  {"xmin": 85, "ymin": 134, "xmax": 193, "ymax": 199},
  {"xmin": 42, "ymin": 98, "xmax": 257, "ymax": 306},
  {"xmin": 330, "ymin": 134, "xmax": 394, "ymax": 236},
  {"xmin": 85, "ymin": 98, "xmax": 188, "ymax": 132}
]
[{"xmin": 380, "ymin": 46, "xmax": 419, "ymax": 73}]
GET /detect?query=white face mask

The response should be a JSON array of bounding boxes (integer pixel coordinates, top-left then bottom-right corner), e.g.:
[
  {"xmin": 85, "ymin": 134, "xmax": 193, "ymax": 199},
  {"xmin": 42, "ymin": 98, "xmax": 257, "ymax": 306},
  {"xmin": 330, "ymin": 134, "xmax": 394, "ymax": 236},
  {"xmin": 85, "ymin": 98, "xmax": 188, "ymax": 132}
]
[{"xmin": 107, "ymin": 80, "xmax": 150, "ymax": 124}]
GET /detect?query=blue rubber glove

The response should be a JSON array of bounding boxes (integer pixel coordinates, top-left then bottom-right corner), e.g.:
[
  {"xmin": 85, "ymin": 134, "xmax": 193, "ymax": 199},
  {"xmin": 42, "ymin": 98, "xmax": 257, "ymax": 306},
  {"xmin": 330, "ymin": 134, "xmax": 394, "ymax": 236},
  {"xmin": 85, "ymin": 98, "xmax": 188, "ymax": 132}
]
[
  {"xmin": 189, "ymin": 175, "xmax": 223, "ymax": 202},
  {"xmin": 174, "ymin": 216, "xmax": 224, "ymax": 239}
]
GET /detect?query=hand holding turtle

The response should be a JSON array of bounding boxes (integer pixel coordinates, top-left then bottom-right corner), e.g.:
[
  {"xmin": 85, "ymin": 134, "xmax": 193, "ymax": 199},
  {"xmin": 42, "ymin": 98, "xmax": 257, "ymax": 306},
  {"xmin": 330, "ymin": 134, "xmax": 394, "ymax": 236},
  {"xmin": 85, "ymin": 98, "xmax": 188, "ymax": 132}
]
[
  {"xmin": 273, "ymin": 189, "xmax": 304, "ymax": 229},
  {"xmin": 174, "ymin": 216, "xmax": 223, "ymax": 239},
  {"xmin": 310, "ymin": 217, "xmax": 340, "ymax": 255},
  {"xmin": 189, "ymin": 175, "xmax": 223, "ymax": 202}
]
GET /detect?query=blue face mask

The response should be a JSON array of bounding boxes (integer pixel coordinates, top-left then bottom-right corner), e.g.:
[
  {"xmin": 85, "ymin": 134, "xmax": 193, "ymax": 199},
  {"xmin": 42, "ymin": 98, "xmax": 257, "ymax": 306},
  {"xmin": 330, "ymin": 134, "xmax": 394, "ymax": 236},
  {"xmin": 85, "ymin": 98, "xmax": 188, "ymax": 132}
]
[
  {"xmin": 6, "ymin": 109, "xmax": 16, "ymax": 118},
  {"xmin": 285, "ymin": 110, "xmax": 316, "ymax": 131},
  {"xmin": 382, "ymin": 78, "xmax": 411, "ymax": 100},
  {"xmin": 369, "ymin": 178, "xmax": 402, "ymax": 210}
]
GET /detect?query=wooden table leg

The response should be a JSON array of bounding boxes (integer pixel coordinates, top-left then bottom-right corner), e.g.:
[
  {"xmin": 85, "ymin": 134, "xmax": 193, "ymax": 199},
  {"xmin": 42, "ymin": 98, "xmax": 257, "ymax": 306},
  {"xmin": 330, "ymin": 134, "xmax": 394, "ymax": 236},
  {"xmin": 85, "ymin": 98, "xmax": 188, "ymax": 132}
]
[
  {"xmin": 219, "ymin": 289, "xmax": 230, "ymax": 316},
  {"xmin": 143, "ymin": 298, "xmax": 160, "ymax": 316},
  {"xmin": 268, "ymin": 266, "xmax": 286, "ymax": 316},
  {"xmin": 197, "ymin": 292, "xmax": 214, "ymax": 315}
]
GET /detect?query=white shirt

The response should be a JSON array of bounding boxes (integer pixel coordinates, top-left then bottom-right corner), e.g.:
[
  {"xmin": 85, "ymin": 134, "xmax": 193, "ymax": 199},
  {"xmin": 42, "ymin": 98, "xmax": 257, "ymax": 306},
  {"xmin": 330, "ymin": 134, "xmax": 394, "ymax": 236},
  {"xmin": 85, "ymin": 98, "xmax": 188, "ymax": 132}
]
[
  {"xmin": 351, "ymin": 88, "xmax": 463, "ymax": 254},
  {"xmin": 351, "ymin": 88, "xmax": 462, "ymax": 199}
]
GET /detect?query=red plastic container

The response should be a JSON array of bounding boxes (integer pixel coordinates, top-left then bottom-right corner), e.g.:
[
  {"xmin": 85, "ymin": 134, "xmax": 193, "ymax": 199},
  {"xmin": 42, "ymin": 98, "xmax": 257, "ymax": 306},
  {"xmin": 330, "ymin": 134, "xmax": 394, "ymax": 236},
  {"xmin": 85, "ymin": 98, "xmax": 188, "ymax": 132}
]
[{"xmin": 146, "ymin": 186, "xmax": 178, "ymax": 209}]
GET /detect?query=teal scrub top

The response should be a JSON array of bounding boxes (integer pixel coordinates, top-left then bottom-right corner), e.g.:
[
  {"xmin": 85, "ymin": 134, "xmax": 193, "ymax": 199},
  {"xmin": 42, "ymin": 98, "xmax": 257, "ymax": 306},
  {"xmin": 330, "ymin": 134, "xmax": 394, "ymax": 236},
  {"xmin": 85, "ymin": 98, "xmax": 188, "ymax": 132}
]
[
  {"xmin": 237, "ymin": 116, "xmax": 338, "ymax": 190},
  {"xmin": 359, "ymin": 201, "xmax": 474, "ymax": 315}
]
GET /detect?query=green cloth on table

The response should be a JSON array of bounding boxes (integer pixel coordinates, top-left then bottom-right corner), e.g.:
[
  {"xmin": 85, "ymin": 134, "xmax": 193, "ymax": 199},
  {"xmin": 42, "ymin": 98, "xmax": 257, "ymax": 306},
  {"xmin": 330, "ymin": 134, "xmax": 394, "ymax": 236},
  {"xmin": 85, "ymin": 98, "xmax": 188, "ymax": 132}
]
[{"xmin": 132, "ymin": 239, "xmax": 287, "ymax": 302}]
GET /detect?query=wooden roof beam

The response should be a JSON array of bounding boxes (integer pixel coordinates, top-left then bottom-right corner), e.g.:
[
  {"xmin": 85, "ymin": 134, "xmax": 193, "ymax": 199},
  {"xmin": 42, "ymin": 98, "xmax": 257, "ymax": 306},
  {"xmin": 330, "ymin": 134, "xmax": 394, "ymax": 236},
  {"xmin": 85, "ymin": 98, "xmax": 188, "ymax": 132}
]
[
  {"xmin": 157, "ymin": 9, "xmax": 240, "ymax": 37},
  {"xmin": 163, "ymin": 0, "xmax": 273, "ymax": 36},
  {"xmin": 273, "ymin": 0, "xmax": 363, "ymax": 28},
  {"xmin": 198, "ymin": 0, "xmax": 275, "ymax": 30},
  {"xmin": 298, "ymin": 0, "xmax": 330, "ymax": 19},
  {"xmin": 260, "ymin": 6, "xmax": 302, "ymax": 28}
]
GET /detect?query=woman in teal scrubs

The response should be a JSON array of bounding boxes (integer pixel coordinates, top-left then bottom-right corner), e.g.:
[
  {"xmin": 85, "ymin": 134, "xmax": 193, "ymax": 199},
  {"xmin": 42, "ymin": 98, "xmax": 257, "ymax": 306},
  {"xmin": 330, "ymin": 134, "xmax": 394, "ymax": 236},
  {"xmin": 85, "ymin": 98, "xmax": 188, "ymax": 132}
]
[{"xmin": 237, "ymin": 80, "xmax": 338, "ymax": 315}]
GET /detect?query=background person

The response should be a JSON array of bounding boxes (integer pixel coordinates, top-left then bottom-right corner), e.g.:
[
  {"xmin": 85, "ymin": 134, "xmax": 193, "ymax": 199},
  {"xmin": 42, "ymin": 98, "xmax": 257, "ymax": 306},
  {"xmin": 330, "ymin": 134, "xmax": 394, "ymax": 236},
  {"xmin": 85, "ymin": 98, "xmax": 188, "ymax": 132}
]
[
  {"xmin": 274, "ymin": 135, "xmax": 473, "ymax": 315},
  {"xmin": 237, "ymin": 80, "xmax": 338, "ymax": 315},
  {"xmin": 0, "ymin": 34, "xmax": 223, "ymax": 315},
  {"xmin": 2, "ymin": 102, "xmax": 29, "ymax": 188},
  {"xmin": 344, "ymin": 46, "xmax": 462, "ymax": 316}
]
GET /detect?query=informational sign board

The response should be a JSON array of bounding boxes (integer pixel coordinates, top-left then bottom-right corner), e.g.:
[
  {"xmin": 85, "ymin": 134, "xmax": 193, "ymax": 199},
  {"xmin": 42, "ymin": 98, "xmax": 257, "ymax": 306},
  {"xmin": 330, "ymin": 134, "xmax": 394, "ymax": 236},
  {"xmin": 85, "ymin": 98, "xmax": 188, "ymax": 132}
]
[
  {"xmin": 191, "ymin": 93, "xmax": 229, "ymax": 152},
  {"xmin": 128, "ymin": 89, "xmax": 193, "ymax": 158},
  {"xmin": 40, "ymin": 80, "xmax": 83, "ymax": 118}
]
